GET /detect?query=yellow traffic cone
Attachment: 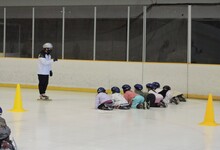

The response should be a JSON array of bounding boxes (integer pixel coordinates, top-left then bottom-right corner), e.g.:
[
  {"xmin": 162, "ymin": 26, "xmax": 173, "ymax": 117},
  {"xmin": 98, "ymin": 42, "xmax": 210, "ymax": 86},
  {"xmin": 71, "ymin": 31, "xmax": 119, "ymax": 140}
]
[
  {"xmin": 9, "ymin": 84, "xmax": 27, "ymax": 112},
  {"xmin": 199, "ymin": 94, "xmax": 219, "ymax": 126}
]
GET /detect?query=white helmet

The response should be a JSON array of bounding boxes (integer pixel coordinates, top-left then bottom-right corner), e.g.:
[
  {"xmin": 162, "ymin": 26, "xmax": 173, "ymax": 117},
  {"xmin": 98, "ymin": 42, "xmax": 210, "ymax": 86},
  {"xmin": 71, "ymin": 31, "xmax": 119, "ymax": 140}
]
[{"xmin": 43, "ymin": 43, "xmax": 53, "ymax": 49}]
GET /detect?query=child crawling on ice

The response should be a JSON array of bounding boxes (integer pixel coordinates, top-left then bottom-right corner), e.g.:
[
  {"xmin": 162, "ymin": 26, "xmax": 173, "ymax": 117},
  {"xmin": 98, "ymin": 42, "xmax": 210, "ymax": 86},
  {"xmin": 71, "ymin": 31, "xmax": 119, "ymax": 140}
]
[
  {"xmin": 111, "ymin": 86, "xmax": 130, "ymax": 110},
  {"xmin": 95, "ymin": 87, "xmax": 114, "ymax": 110}
]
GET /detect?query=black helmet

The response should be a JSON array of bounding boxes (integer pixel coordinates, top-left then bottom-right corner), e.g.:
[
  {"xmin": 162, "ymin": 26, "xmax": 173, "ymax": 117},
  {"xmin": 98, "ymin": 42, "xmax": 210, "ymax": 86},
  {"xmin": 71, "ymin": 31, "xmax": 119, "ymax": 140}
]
[
  {"xmin": 134, "ymin": 84, "xmax": 143, "ymax": 91},
  {"xmin": 122, "ymin": 84, "xmax": 131, "ymax": 92},
  {"xmin": 163, "ymin": 85, "xmax": 171, "ymax": 91},
  {"xmin": 111, "ymin": 86, "xmax": 120, "ymax": 94},
  {"xmin": 97, "ymin": 87, "xmax": 106, "ymax": 93}
]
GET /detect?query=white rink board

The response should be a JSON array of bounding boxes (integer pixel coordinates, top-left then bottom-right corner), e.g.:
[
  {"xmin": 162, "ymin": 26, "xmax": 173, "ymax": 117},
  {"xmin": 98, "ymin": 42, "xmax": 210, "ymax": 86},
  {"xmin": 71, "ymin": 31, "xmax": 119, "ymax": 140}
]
[
  {"xmin": 142, "ymin": 63, "xmax": 188, "ymax": 94},
  {"xmin": 1, "ymin": 58, "xmax": 220, "ymax": 96},
  {"xmin": 188, "ymin": 64, "xmax": 220, "ymax": 96}
]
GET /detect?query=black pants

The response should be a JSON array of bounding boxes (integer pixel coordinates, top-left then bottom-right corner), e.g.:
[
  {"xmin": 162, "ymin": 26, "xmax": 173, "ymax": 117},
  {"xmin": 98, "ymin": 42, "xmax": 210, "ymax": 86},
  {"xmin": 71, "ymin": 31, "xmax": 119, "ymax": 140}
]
[
  {"xmin": 147, "ymin": 94, "xmax": 160, "ymax": 107},
  {"xmin": 38, "ymin": 74, "xmax": 49, "ymax": 94}
]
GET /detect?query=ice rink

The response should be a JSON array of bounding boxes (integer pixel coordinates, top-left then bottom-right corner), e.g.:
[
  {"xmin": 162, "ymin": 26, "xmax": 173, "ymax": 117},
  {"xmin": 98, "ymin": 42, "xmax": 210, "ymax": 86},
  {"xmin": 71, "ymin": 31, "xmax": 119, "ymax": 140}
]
[{"xmin": 0, "ymin": 87, "xmax": 220, "ymax": 150}]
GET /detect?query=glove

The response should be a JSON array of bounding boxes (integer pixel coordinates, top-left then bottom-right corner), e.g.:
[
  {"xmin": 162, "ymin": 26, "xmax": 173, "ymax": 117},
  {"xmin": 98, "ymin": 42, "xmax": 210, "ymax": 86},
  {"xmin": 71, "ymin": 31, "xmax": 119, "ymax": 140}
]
[
  {"xmin": 53, "ymin": 57, "xmax": 58, "ymax": 62},
  {"xmin": 1, "ymin": 140, "xmax": 11, "ymax": 149},
  {"xmin": 50, "ymin": 70, "xmax": 53, "ymax": 77}
]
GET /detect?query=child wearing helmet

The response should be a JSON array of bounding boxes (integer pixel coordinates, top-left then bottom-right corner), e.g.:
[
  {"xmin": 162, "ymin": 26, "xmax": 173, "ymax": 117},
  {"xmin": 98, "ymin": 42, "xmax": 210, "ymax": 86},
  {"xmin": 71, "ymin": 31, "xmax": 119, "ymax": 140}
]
[
  {"xmin": 122, "ymin": 84, "xmax": 145, "ymax": 109},
  {"xmin": 152, "ymin": 82, "xmax": 172, "ymax": 104},
  {"xmin": 37, "ymin": 42, "xmax": 58, "ymax": 100},
  {"xmin": 95, "ymin": 87, "xmax": 114, "ymax": 110},
  {"xmin": 0, "ymin": 107, "xmax": 15, "ymax": 150},
  {"xmin": 159, "ymin": 85, "xmax": 180, "ymax": 104},
  {"xmin": 146, "ymin": 83, "xmax": 167, "ymax": 108},
  {"xmin": 111, "ymin": 86, "xmax": 130, "ymax": 110},
  {"xmin": 158, "ymin": 85, "xmax": 173, "ymax": 103},
  {"xmin": 134, "ymin": 84, "xmax": 150, "ymax": 109}
]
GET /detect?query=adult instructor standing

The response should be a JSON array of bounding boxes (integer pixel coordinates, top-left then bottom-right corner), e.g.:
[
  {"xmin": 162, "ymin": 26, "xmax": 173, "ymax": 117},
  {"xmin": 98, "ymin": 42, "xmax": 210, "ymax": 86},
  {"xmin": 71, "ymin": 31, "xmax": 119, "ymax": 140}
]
[{"xmin": 37, "ymin": 43, "xmax": 58, "ymax": 100}]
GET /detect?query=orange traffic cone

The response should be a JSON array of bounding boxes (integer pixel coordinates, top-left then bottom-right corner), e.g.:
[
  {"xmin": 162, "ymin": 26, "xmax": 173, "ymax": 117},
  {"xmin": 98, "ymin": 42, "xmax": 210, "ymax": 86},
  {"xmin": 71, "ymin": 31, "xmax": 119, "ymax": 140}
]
[
  {"xmin": 9, "ymin": 84, "xmax": 27, "ymax": 112},
  {"xmin": 199, "ymin": 94, "xmax": 219, "ymax": 126}
]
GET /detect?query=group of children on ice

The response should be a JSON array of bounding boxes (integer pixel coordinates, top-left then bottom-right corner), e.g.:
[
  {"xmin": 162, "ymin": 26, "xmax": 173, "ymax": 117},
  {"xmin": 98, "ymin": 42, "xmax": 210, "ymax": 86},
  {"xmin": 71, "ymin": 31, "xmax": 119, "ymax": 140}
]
[{"xmin": 95, "ymin": 82, "xmax": 186, "ymax": 110}]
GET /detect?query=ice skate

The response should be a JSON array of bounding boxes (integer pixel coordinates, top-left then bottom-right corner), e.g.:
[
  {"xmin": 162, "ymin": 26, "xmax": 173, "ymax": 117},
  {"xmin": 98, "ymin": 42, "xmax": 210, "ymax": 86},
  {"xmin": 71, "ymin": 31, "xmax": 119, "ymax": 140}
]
[
  {"xmin": 119, "ymin": 106, "xmax": 130, "ymax": 110},
  {"xmin": 170, "ymin": 97, "xmax": 179, "ymax": 105},
  {"xmin": 174, "ymin": 97, "xmax": 180, "ymax": 104},
  {"xmin": 101, "ymin": 103, "xmax": 113, "ymax": 110},
  {"xmin": 160, "ymin": 101, "xmax": 167, "ymax": 108},
  {"xmin": 178, "ymin": 96, "xmax": 186, "ymax": 102},
  {"xmin": 38, "ymin": 94, "xmax": 52, "ymax": 101},
  {"xmin": 108, "ymin": 106, "xmax": 114, "ymax": 110},
  {"xmin": 101, "ymin": 105, "xmax": 113, "ymax": 110},
  {"xmin": 146, "ymin": 101, "xmax": 150, "ymax": 109},
  {"xmin": 40, "ymin": 94, "xmax": 49, "ymax": 100}
]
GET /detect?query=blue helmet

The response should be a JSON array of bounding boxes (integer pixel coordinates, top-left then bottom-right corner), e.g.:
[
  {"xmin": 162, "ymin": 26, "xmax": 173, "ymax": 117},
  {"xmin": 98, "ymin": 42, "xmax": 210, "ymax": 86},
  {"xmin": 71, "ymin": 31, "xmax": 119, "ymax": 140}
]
[
  {"xmin": 122, "ymin": 84, "xmax": 131, "ymax": 92},
  {"xmin": 146, "ymin": 83, "xmax": 154, "ymax": 90},
  {"xmin": 152, "ymin": 82, "xmax": 160, "ymax": 89},
  {"xmin": 134, "ymin": 84, "xmax": 143, "ymax": 91},
  {"xmin": 111, "ymin": 86, "xmax": 120, "ymax": 93},
  {"xmin": 97, "ymin": 87, "xmax": 106, "ymax": 93}
]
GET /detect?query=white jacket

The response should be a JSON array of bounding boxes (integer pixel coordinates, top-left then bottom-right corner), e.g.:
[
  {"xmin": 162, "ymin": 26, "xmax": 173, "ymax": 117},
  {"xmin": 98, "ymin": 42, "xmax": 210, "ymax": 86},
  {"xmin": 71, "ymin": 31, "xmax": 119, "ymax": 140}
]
[
  {"xmin": 111, "ymin": 93, "xmax": 128, "ymax": 106},
  {"xmin": 95, "ymin": 92, "xmax": 112, "ymax": 109},
  {"xmin": 37, "ymin": 54, "xmax": 53, "ymax": 75}
]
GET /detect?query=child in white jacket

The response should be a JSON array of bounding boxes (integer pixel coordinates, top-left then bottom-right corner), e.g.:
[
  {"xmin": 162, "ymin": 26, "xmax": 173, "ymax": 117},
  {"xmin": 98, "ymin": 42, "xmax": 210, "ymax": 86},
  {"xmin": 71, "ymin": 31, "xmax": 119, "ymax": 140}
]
[
  {"xmin": 111, "ymin": 86, "xmax": 130, "ymax": 110},
  {"xmin": 95, "ymin": 87, "xmax": 114, "ymax": 110}
]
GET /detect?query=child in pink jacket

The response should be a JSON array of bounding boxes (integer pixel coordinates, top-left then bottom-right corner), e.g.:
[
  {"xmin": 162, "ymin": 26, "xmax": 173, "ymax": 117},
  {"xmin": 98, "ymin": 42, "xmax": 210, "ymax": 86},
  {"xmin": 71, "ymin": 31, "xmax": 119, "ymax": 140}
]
[{"xmin": 122, "ymin": 84, "xmax": 145, "ymax": 109}]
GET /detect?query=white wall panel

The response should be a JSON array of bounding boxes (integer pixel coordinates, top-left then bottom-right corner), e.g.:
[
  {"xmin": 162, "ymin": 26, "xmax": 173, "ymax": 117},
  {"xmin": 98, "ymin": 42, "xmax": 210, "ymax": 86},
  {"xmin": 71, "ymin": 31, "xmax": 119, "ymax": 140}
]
[
  {"xmin": 1, "ymin": 58, "xmax": 220, "ymax": 98},
  {"xmin": 51, "ymin": 60, "xmax": 143, "ymax": 89},
  {"xmin": 108, "ymin": 62, "xmax": 143, "ymax": 89},
  {"xmin": 188, "ymin": 64, "xmax": 220, "ymax": 96},
  {"xmin": 143, "ymin": 63, "xmax": 188, "ymax": 93},
  {"xmin": 51, "ymin": 61, "xmax": 111, "ymax": 88},
  {"xmin": 0, "ymin": 58, "xmax": 37, "ymax": 84}
]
